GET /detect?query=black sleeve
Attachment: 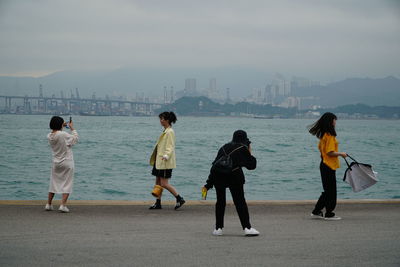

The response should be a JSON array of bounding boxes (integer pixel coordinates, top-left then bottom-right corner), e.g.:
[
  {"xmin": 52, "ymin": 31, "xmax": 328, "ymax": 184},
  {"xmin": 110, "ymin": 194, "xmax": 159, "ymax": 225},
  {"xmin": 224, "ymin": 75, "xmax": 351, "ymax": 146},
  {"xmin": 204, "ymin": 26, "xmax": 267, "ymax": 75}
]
[
  {"xmin": 204, "ymin": 173, "xmax": 214, "ymax": 190},
  {"xmin": 238, "ymin": 147, "xmax": 257, "ymax": 170},
  {"xmin": 205, "ymin": 147, "xmax": 224, "ymax": 189},
  {"xmin": 212, "ymin": 147, "xmax": 224, "ymax": 164}
]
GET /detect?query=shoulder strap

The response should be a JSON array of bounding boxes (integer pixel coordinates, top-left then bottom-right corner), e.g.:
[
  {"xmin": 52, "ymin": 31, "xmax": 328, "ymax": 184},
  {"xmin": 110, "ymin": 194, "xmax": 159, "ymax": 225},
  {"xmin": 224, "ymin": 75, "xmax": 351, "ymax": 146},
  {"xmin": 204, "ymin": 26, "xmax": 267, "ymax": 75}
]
[
  {"xmin": 221, "ymin": 146, "xmax": 227, "ymax": 156},
  {"xmin": 227, "ymin": 145, "xmax": 244, "ymax": 156}
]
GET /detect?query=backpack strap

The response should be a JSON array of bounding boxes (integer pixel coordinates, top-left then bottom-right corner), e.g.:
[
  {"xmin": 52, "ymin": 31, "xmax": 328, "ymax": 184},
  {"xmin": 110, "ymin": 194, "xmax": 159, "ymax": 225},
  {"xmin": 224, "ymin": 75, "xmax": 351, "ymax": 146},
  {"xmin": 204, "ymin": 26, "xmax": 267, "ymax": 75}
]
[
  {"xmin": 221, "ymin": 146, "xmax": 227, "ymax": 156},
  {"xmin": 228, "ymin": 146, "xmax": 244, "ymax": 172},
  {"xmin": 213, "ymin": 145, "xmax": 245, "ymax": 166},
  {"xmin": 227, "ymin": 145, "xmax": 244, "ymax": 156}
]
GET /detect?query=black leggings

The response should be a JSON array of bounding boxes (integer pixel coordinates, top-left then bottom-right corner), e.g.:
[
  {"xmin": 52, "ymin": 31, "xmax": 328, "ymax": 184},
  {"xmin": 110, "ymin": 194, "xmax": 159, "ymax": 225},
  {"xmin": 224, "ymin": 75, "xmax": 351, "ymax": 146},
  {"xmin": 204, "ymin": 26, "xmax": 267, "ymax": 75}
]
[
  {"xmin": 215, "ymin": 184, "xmax": 251, "ymax": 230},
  {"xmin": 314, "ymin": 162, "xmax": 337, "ymax": 216}
]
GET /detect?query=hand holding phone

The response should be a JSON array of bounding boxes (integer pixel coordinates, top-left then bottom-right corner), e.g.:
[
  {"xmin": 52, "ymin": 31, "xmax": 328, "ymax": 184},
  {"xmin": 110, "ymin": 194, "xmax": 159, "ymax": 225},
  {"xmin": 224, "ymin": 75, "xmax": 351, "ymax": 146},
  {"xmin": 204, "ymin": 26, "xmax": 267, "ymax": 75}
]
[{"xmin": 69, "ymin": 117, "xmax": 74, "ymax": 130}]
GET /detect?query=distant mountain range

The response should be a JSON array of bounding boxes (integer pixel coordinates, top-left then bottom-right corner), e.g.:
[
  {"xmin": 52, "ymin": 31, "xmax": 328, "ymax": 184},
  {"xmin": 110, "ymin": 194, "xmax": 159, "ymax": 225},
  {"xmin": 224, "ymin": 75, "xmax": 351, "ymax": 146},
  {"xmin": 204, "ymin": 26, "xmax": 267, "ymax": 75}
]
[
  {"xmin": 292, "ymin": 76, "xmax": 400, "ymax": 107},
  {"xmin": 0, "ymin": 68, "xmax": 399, "ymax": 107},
  {"xmin": 160, "ymin": 96, "xmax": 297, "ymax": 117},
  {"xmin": 0, "ymin": 67, "xmax": 274, "ymax": 98},
  {"xmin": 160, "ymin": 97, "xmax": 400, "ymax": 119}
]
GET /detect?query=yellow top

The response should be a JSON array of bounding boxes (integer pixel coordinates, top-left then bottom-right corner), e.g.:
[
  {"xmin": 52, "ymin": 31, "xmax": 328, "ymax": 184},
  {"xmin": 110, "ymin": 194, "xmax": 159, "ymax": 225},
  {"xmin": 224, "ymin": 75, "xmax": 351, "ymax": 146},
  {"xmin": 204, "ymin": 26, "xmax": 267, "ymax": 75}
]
[{"xmin": 318, "ymin": 133, "xmax": 340, "ymax": 170}]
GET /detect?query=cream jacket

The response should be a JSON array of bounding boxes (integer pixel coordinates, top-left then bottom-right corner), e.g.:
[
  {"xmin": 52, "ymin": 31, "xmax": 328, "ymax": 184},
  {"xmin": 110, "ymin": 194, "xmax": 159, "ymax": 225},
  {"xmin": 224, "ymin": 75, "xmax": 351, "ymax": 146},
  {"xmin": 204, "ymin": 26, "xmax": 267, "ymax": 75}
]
[{"xmin": 149, "ymin": 127, "xmax": 176, "ymax": 169}]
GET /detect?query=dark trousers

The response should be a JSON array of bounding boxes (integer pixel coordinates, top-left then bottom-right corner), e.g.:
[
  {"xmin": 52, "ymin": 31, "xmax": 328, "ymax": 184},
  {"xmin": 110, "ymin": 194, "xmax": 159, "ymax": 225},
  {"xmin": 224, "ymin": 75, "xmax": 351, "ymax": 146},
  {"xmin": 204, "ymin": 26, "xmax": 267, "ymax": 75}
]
[
  {"xmin": 314, "ymin": 162, "xmax": 337, "ymax": 216},
  {"xmin": 215, "ymin": 184, "xmax": 251, "ymax": 230}
]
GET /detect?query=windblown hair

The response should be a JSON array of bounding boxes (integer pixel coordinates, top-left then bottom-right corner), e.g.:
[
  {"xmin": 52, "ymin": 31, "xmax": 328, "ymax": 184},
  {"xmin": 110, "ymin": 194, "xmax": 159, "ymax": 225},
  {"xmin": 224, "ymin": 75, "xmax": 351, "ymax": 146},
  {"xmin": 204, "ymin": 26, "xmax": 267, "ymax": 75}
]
[
  {"xmin": 159, "ymin": 111, "xmax": 177, "ymax": 124},
  {"xmin": 49, "ymin": 116, "xmax": 64, "ymax": 130},
  {"xmin": 308, "ymin": 112, "xmax": 337, "ymax": 139}
]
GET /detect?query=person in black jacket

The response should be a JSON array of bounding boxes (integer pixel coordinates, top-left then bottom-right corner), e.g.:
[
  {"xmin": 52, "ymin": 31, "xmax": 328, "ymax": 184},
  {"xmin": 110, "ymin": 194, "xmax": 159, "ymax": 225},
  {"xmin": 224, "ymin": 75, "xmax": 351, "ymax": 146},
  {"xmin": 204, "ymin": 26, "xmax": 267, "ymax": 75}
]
[{"xmin": 203, "ymin": 130, "xmax": 260, "ymax": 236}]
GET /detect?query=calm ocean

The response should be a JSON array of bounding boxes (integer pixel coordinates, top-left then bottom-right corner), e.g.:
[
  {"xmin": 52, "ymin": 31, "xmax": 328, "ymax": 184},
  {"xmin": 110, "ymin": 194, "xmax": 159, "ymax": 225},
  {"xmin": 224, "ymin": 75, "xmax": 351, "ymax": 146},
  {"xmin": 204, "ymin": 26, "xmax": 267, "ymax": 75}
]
[{"xmin": 0, "ymin": 114, "xmax": 399, "ymax": 201}]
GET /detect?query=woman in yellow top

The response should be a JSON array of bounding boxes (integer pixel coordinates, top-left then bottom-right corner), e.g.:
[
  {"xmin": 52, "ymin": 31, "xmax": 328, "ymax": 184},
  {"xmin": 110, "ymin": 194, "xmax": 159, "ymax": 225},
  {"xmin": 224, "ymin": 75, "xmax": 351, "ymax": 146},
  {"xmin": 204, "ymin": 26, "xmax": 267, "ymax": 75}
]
[
  {"xmin": 149, "ymin": 111, "xmax": 185, "ymax": 210},
  {"xmin": 308, "ymin": 112, "xmax": 347, "ymax": 220}
]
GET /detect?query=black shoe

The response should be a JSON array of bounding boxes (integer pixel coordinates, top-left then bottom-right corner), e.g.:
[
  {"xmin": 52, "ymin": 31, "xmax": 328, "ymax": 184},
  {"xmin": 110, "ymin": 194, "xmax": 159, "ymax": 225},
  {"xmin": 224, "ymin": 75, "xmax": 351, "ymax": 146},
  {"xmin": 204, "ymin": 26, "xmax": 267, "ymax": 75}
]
[
  {"xmin": 174, "ymin": 198, "xmax": 185, "ymax": 210},
  {"xmin": 149, "ymin": 204, "xmax": 162, "ymax": 210}
]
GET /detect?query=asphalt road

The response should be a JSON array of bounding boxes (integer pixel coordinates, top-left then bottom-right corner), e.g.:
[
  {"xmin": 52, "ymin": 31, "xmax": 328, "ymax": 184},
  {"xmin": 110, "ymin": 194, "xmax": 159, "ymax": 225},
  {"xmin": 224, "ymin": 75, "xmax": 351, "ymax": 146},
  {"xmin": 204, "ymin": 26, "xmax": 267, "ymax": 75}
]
[{"xmin": 1, "ymin": 202, "xmax": 399, "ymax": 266}]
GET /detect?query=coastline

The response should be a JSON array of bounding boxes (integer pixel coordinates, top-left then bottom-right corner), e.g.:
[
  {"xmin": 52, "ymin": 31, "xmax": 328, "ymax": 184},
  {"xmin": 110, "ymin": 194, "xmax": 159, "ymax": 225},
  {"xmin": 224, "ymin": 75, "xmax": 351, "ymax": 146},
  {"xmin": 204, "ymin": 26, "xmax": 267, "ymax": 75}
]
[
  {"xmin": 1, "ymin": 199, "xmax": 399, "ymax": 206},
  {"xmin": 1, "ymin": 113, "xmax": 399, "ymax": 120}
]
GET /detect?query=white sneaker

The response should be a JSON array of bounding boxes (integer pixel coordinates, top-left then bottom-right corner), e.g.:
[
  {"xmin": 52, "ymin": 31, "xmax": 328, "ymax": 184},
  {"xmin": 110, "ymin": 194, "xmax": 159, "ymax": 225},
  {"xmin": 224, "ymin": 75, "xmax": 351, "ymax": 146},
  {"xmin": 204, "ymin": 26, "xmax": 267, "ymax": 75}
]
[
  {"xmin": 324, "ymin": 215, "xmax": 341, "ymax": 221},
  {"xmin": 45, "ymin": 204, "xmax": 54, "ymax": 211},
  {"xmin": 58, "ymin": 205, "xmax": 70, "ymax": 213},
  {"xmin": 212, "ymin": 228, "xmax": 223, "ymax": 236},
  {"xmin": 244, "ymin": 228, "xmax": 260, "ymax": 236},
  {"xmin": 310, "ymin": 211, "xmax": 324, "ymax": 219}
]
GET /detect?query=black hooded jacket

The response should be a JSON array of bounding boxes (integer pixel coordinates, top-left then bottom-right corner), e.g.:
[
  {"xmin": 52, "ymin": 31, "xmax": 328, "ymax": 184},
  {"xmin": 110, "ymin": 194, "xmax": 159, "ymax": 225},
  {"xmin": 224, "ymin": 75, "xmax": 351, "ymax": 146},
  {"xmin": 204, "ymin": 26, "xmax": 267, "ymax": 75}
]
[{"xmin": 205, "ymin": 142, "xmax": 257, "ymax": 189}]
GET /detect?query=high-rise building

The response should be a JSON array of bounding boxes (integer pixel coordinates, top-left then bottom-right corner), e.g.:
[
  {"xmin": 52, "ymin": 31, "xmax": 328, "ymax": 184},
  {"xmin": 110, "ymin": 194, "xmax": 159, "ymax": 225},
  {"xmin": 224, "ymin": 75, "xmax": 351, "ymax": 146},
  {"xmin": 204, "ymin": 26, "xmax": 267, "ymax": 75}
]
[
  {"xmin": 209, "ymin": 78, "xmax": 216, "ymax": 91},
  {"xmin": 185, "ymin": 78, "xmax": 196, "ymax": 93},
  {"xmin": 163, "ymin": 86, "xmax": 175, "ymax": 104},
  {"xmin": 163, "ymin": 86, "xmax": 168, "ymax": 104},
  {"xmin": 284, "ymin": 80, "xmax": 291, "ymax": 96},
  {"xmin": 251, "ymin": 88, "xmax": 263, "ymax": 104},
  {"xmin": 39, "ymin": 84, "xmax": 43, "ymax": 98},
  {"xmin": 206, "ymin": 78, "xmax": 221, "ymax": 99},
  {"xmin": 170, "ymin": 86, "xmax": 174, "ymax": 103},
  {"xmin": 264, "ymin": 85, "xmax": 273, "ymax": 104},
  {"xmin": 277, "ymin": 80, "xmax": 285, "ymax": 96}
]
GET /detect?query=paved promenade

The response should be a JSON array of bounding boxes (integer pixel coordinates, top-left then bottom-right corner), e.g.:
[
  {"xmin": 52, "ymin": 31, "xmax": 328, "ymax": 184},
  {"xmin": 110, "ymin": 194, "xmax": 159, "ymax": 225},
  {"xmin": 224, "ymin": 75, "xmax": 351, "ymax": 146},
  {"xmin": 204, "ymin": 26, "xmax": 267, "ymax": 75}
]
[{"xmin": 1, "ymin": 200, "xmax": 399, "ymax": 266}]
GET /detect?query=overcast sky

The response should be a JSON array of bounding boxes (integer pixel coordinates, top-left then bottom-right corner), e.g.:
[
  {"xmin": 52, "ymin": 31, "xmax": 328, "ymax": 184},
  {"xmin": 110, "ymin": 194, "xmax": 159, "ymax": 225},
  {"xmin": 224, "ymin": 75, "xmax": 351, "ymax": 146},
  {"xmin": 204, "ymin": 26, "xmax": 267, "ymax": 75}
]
[{"xmin": 0, "ymin": 0, "xmax": 399, "ymax": 81}]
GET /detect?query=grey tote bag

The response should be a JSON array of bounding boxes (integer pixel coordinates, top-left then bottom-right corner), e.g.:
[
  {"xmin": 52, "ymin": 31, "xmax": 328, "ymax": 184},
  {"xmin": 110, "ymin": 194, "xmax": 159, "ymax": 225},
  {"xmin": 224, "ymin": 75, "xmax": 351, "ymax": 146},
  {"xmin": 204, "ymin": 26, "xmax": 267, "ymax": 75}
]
[{"xmin": 343, "ymin": 155, "xmax": 378, "ymax": 193}]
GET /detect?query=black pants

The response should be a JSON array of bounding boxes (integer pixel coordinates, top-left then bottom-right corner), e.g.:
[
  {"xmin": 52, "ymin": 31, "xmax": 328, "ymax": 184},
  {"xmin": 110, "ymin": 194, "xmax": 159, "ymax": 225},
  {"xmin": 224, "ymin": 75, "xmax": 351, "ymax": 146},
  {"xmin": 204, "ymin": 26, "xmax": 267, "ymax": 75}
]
[
  {"xmin": 215, "ymin": 184, "xmax": 251, "ymax": 230},
  {"xmin": 314, "ymin": 162, "xmax": 337, "ymax": 216}
]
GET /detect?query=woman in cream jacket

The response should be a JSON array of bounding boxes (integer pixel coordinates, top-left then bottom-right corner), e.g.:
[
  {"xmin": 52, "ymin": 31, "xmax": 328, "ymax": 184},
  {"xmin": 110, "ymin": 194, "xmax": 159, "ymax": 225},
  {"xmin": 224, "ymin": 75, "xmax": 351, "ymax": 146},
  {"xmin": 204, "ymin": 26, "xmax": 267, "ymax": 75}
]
[{"xmin": 149, "ymin": 111, "xmax": 185, "ymax": 210}]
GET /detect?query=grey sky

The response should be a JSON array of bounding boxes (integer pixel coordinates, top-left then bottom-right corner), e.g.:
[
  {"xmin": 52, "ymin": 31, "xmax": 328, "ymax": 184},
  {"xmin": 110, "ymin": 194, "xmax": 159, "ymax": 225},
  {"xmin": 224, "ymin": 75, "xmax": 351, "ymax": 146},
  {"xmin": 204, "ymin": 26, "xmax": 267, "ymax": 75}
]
[{"xmin": 0, "ymin": 0, "xmax": 399, "ymax": 81}]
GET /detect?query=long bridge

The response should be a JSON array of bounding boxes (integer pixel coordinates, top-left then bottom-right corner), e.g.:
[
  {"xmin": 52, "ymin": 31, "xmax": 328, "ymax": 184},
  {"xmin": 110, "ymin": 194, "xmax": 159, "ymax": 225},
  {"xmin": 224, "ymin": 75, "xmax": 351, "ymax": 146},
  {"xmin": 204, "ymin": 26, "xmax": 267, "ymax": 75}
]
[{"xmin": 0, "ymin": 95, "xmax": 163, "ymax": 116}]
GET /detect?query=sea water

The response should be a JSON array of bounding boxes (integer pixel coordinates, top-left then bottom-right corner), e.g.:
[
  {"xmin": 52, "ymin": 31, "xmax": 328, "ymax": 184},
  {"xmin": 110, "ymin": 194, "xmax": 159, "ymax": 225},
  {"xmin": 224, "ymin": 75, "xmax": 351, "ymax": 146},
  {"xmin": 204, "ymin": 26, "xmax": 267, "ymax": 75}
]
[{"xmin": 0, "ymin": 115, "xmax": 399, "ymax": 201}]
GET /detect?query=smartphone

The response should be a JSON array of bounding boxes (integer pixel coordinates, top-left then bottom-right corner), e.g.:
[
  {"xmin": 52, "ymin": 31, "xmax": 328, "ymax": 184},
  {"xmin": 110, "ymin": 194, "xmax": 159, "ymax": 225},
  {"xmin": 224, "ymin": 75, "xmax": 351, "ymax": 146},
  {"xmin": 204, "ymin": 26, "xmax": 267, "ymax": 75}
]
[{"xmin": 65, "ymin": 116, "xmax": 72, "ymax": 129}]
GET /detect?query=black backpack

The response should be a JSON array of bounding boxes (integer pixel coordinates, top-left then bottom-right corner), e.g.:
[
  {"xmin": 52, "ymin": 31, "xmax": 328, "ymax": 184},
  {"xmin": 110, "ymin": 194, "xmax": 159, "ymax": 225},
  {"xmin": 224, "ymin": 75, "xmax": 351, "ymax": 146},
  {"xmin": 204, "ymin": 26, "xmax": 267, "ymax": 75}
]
[{"xmin": 211, "ymin": 145, "xmax": 244, "ymax": 174}]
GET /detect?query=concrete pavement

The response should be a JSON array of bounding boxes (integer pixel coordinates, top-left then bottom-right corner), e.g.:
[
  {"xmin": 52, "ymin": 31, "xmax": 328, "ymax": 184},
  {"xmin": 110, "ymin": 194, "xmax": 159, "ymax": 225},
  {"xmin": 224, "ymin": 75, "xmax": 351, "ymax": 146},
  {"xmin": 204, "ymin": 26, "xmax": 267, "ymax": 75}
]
[{"xmin": 0, "ymin": 200, "xmax": 399, "ymax": 266}]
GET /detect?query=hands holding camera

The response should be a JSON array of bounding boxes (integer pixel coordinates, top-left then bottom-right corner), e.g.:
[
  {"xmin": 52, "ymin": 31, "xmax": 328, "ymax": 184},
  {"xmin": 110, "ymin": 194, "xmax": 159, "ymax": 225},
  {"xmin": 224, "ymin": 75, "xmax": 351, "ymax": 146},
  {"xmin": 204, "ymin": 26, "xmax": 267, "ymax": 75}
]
[{"xmin": 63, "ymin": 121, "xmax": 74, "ymax": 131}]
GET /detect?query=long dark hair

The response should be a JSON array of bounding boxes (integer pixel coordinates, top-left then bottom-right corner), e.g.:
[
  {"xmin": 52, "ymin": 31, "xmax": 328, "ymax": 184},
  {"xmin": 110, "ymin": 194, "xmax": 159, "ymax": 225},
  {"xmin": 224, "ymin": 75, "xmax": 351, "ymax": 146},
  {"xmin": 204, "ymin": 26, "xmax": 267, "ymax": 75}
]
[
  {"xmin": 159, "ymin": 111, "xmax": 177, "ymax": 125},
  {"xmin": 308, "ymin": 112, "xmax": 337, "ymax": 139}
]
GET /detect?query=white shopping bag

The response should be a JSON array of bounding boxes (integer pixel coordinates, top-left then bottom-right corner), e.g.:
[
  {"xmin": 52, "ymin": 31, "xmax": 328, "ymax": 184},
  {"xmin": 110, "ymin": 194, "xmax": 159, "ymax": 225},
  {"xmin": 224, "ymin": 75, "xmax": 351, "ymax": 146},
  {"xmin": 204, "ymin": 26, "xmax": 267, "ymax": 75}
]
[{"xmin": 343, "ymin": 156, "xmax": 378, "ymax": 193}]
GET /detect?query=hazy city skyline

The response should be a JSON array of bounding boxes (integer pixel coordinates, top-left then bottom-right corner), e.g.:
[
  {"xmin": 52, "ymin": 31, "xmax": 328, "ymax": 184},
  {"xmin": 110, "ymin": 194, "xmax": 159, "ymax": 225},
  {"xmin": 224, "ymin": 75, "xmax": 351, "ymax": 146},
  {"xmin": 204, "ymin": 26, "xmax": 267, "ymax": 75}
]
[{"xmin": 0, "ymin": 0, "xmax": 399, "ymax": 83}]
